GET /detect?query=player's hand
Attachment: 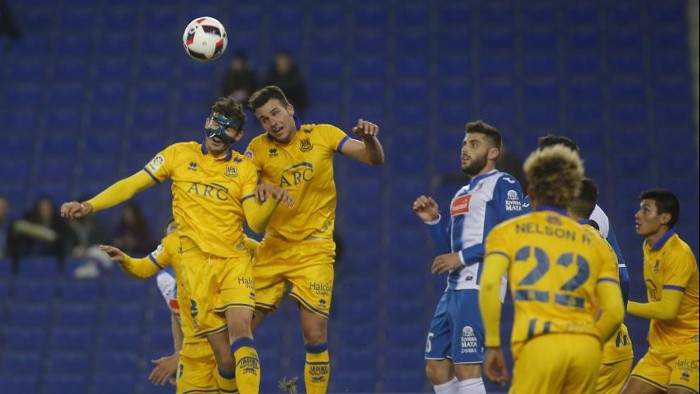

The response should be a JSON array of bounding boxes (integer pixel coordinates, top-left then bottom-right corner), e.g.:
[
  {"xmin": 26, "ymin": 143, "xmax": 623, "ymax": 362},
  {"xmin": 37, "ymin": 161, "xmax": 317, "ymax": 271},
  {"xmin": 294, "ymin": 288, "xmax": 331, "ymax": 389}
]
[
  {"xmin": 431, "ymin": 253, "xmax": 464, "ymax": 274},
  {"xmin": 98, "ymin": 245, "xmax": 127, "ymax": 264},
  {"xmin": 149, "ymin": 353, "xmax": 179, "ymax": 386},
  {"xmin": 412, "ymin": 195, "xmax": 439, "ymax": 222},
  {"xmin": 255, "ymin": 183, "xmax": 294, "ymax": 207},
  {"xmin": 351, "ymin": 118, "xmax": 379, "ymax": 141},
  {"xmin": 60, "ymin": 201, "xmax": 94, "ymax": 219},
  {"xmin": 484, "ymin": 347, "xmax": 509, "ymax": 386}
]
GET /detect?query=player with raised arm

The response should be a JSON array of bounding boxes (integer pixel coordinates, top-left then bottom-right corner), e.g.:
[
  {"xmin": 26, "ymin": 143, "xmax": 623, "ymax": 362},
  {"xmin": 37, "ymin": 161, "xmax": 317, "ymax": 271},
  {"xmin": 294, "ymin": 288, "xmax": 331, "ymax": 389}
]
[
  {"xmin": 100, "ymin": 217, "xmax": 260, "ymax": 393},
  {"xmin": 569, "ymin": 178, "xmax": 634, "ymax": 394},
  {"xmin": 479, "ymin": 145, "xmax": 624, "ymax": 393},
  {"xmin": 61, "ymin": 96, "xmax": 291, "ymax": 394},
  {"xmin": 245, "ymin": 85, "xmax": 384, "ymax": 394},
  {"xmin": 413, "ymin": 120, "xmax": 526, "ymax": 393},
  {"xmin": 622, "ymin": 189, "xmax": 699, "ymax": 394}
]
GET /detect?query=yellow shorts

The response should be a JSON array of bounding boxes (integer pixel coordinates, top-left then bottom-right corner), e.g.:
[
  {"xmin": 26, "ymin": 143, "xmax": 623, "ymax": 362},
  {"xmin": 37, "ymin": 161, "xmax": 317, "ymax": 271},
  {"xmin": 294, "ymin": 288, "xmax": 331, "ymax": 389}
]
[
  {"xmin": 630, "ymin": 344, "xmax": 699, "ymax": 393},
  {"xmin": 254, "ymin": 237, "xmax": 335, "ymax": 318},
  {"xmin": 178, "ymin": 237, "xmax": 255, "ymax": 337},
  {"xmin": 596, "ymin": 358, "xmax": 633, "ymax": 394},
  {"xmin": 511, "ymin": 334, "xmax": 601, "ymax": 394},
  {"xmin": 176, "ymin": 340, "xmax": 218, "ymax": 394}
]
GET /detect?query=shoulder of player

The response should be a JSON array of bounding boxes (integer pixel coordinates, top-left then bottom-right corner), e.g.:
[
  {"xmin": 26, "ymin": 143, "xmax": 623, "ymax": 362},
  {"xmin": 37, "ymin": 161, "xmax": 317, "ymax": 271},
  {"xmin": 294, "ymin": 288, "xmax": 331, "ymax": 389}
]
[
  {"xmin": 494, "ymin": 172, "xmax": 521, "ymax": 187},
  {"xmin": 663, "ymin": 234, "xmax": 697, "ymax": 262},
  {"xmin": 301, "ymin": 123, "xmax": 343, "ymax": 137}
]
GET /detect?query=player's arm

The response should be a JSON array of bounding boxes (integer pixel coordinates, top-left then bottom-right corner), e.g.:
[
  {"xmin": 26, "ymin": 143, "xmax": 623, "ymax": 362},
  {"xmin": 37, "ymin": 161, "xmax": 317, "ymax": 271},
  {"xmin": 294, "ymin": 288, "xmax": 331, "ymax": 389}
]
[
  {"xmin": 595, "ymin": 278, "xmax": 625, "ymax": 342},
  {"xmin": 149, "ymin": 314, "xmax": 182, "ymax": 386},
  {"xmin": 480, "ymin": 251, "xmax": 510, "ymax": 348},
  {"xmin": 338, "ymin": 119, "xmax": 385, "ymax": 166},
  {"xmin": 413, "ymin": 195, "xmax": 450, "ymax": 253},
  {"xmin": 99, "ymin": 244, "xmax": 165, "ymax": 279},
  {"xmin": 627, "ymin": 289, "xmax": 685, "ymax": 321},
  {"xmin": 242, "ymin": 195, "xmax": 281, "ymax": 233},
  {"xmin": 61, "ymin": 171, "xmax": 156, "ymax": 218}
]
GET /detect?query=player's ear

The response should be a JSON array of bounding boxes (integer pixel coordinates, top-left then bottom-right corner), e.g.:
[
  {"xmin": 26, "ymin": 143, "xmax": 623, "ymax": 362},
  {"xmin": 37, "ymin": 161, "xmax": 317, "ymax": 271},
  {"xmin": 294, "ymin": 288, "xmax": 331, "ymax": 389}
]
[
  {"xmin": 287, "ymin": 103, "xmax": 295, "ymax": 117},
  {"xmin": 234, "ymin": 130, "xmax": 244, "ymax": 142},
  {"xmin": 659, "ymin": 212, "xmax": 672, "ymax": 226},
  {"xmin": 488, "ymin": 147, "xmax": 500, "ymax": 160}
]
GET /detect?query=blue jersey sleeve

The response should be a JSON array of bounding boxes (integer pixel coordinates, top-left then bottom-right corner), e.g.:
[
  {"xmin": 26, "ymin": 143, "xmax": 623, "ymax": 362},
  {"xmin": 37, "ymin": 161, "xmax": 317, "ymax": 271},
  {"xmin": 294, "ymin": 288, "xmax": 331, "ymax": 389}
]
[
  {"xmin": 492, "ymin": 174, "xmax": 526, "ymax": 222},
  {"xmin": 426, "ymin": 214, "xmax": 451, "ymax": 254},
  {"xmin": 606, "ymin": 225, "xmax": 630, "ymax": 306}
]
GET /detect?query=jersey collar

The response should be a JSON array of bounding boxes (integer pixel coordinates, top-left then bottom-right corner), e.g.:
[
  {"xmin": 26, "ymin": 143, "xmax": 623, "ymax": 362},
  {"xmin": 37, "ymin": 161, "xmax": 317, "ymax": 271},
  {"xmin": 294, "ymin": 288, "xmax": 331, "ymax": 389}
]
[
  {"xmin": 577, "ymin": 218, "xmax": 592, "ymax": 225},
  {"xmin": 468, "ymin": 169, "xmax": 498, "ymax": 188},
  {"xmin": 201, "ymin": 140, "xmax": 234, "ymax": 161},
  {"xmin": 650, "ymin": 228, "xmax": 676, "ymax": 251}
]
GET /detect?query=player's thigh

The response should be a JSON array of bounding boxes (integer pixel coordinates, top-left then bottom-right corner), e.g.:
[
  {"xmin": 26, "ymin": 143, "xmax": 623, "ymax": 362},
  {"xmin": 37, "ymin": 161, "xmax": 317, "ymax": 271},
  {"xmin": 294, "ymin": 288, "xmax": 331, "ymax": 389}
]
[
  {"xmin": 176, "ymin": 353, "xmax": 218, "ymax": 394},
  {"xmin": 448, "ymin": 290, "xmax": 484, "ymax": 365},
  {"xmin": 668, "ymin": 349, "xmax": 699, "ymax": 394},
  {"xmin": 597, "ymin": 358, "xmax": 634, "ymax": 394},
  {"xmin": 425, "ymin": 293, "xmax": 451, "ymax": 361},
  {"xmin": 628, "ymin": 351, "xmax": 672, "ymax": 393},
  {"xmin": 287, "ymin": 240, "xmax": 335, "ymax": 318},
  {"xmin": 253, "ymin": 239, "xmax": 292, "ymax": 310}
]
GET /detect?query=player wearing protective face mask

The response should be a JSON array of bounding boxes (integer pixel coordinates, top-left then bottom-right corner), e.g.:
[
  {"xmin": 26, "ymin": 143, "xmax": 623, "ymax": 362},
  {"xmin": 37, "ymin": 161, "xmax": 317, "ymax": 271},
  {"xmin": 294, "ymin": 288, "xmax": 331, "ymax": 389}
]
[{"xmin": 61, "ymin": 96, "xmax": 293, "ymax": 394}]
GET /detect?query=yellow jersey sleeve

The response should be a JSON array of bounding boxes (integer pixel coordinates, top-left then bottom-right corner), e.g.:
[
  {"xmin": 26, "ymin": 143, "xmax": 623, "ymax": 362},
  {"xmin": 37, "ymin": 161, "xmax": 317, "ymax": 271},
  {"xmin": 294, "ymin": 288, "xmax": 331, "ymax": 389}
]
[
  {"xmin": 661, "ymin": 247, "xmax": 696, "ymax": 291},
  {"xmin": 482, "ymin": 224, "xmax": 512, "ymax": 347},
  {"xmin": 143, "ymin": 144, "xmax": 177, "ymax": 183},
  {"xmin": 119, "ymin": 232, "xmax": 178, "ymax": 279},
  {"xmin": 321, "ymin": 124, "xmax": 350, "ymax": 153}
]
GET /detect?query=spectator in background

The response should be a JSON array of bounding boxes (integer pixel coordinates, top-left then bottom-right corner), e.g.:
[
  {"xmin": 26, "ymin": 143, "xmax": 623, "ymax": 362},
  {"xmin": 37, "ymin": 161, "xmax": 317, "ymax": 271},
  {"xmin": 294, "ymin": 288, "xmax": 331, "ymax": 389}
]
[
  {"xmin": 263, "ymin": 50, "xmax": 309, "ymax": 118},
  {"xmin": 111, "ymin": 202, "xmax": 153, "ymax": 256},
  {"xmin": 222, "ymin": 50, "xmax": 257, "ymax": 103},
  {"xmin": 0, "ymin": 194, "xmax": 11, "ymax": 259},
  {"xmin": 8, "ymin": 195, "xmax": 76, "ymax": 273},
  {"xmin": 67, "ymin": 198, "xmax": 113, "ymax": 279},
  {"xmin": 0, "ymin": 0, "xmax": 21, "ymax": 50}
]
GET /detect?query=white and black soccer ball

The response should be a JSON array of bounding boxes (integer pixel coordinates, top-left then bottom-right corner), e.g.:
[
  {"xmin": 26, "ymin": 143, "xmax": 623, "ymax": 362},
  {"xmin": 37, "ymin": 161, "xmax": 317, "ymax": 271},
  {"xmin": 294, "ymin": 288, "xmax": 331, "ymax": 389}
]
[{"xmin": 182, "ymin": 16, "xmax": 227, "ymax": 62}]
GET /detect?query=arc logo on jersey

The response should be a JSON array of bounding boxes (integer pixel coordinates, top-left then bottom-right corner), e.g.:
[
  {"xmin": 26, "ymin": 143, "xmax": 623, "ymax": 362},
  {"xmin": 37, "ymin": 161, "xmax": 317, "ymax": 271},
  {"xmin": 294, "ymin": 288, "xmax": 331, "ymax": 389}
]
[
  {"xmin": 451, "ymin": 194, "xmax": 472, "ymax": 216},
  {"xmin": 280, "ymin": 162, "xmax": 314, "ymax": 187},
  {"xmin": 186, "ymin": 182, "xmax": 229, "ymax": 201}
]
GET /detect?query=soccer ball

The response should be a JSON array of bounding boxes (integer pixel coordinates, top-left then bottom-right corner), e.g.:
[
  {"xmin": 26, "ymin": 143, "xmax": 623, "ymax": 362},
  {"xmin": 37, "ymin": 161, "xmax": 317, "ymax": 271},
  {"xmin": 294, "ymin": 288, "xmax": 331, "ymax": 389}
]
[{"xmin": 182, "ymin": 17, "xmax": 228, "ymax": 62}]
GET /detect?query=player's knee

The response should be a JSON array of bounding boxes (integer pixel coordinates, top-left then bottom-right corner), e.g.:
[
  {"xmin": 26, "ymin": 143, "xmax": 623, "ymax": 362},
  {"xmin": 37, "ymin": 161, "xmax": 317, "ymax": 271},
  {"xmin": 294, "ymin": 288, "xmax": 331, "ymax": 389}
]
[{"xmin": 425, "ymin": 360, "xmax": 451, "ymax": 383}]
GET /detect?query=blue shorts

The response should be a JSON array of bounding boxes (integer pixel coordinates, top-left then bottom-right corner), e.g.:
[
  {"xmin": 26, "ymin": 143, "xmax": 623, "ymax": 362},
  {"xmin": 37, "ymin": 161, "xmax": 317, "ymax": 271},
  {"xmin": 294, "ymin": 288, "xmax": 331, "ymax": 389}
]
[{"xmin": 425, "ymin": 290, "xmax": 484, "ymax": 364}]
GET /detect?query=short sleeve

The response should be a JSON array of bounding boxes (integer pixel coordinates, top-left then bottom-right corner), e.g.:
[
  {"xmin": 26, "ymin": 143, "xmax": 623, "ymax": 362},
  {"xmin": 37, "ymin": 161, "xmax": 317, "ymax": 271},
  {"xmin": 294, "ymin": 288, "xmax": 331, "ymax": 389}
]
[
  {"xmin": 149, "ymin": 232, "xmax": 178, "ymax": 269},
  {"xmin": 493, "ymin": 175, "xmax": 525, "ymax": 221},
  {"xmin": 239, "ymin": 158, "xmax": 259, "ymax": 198},
  {"xmin": 321, "ymin": 124, "xmax": 350, "ymax": 153},
  {"xmin": 662, "ymin": 250, "xmax": 695, "ymax": 291},
  {"xmin": 596, "ymin": 237, "xmax": 620, "ymax": 283},
  {"xmin": 244, "ymin": 140, "xmax": 262, "ymax": 171},
  {"xmin": 485, "ymin": 223, "xmax": 511, "ymax": 261},
  {"xmin": 143, "ymin": 144, "xmax": 176, "ymax": 183}
]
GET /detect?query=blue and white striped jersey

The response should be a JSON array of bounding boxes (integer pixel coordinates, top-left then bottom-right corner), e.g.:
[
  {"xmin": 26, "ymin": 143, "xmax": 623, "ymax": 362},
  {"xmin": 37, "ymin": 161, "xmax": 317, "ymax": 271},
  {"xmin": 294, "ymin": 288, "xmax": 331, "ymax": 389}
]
[
  {"xmin": 156, "ymin": 266, "xmax": 180, "ymax": 319},
  {"xmin": 426, "ymin": 170, "xmax": 526, "ymax": 293}
]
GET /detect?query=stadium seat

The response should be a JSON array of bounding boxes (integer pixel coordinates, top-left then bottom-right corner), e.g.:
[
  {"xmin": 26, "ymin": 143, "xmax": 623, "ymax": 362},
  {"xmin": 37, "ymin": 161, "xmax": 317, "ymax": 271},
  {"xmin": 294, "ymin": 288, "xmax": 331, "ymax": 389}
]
[
  {"xmin": 102, "ymin": 302, "xmax": 146, "ymax": 326},
  {"xmin": 351, "ymin": 31, "xmax": 386, "ymax": 55},
  {"xmin": 308, "ymin": 56, "xmax": 343, "ymax": 79},
  {"xmin": 104, "ymin": 277, "xmax": 149, "ymax": 302},
  {"xmin": 521, "ymin": 29, "xmax": 557, "ymax": 52},
  {"xmin": 54, "ymin": 302, "xmax": 99, "ymax": 327},
  {"xmin": 12, "ymin": 278, "xmax": 56, "ymax": 303},
  {"xmin": 384, "ymin": 322, "xmax": 426, "ymax": 348},
  {"xmin": 383, "ymin": 368, "xmax": 426, "ymax": 392},
  {"xmin": 53, "ymin": 34, "xmax": 93, "ymax": 57},
  {"xmin": 0, "ymin": 277, "xmax": 9, "ymax": 299},
  {"xmin": 565, "ymin": 52, "xmax": 601, "ymax": 76},
  {"xmin": 52, "ymin": 59, "xmax": 90, "ymax": 83},
  {"xmin": 17, "ymin": 256, "xmax": 59, "ymax": 278},
  {"xmin": 335, "ymin": 323, "xmax": 377, "ymax": 347},
  {"xmin": 46, "ymin": 351, "xmax": 90, "ymax": 374},
  {"xmin": 0, "ymin": 160, "xmax": 30, "ymax": 182},
  {"xmin": 523, "ymin": 53, "xmax": 557, "ymax": 76},
  {"xmin": 387, "ymin": 300, "xmax": 424, "ymax": 324},
  {"xmin": 438, "ymin": 3, "xmax": 471, "ymax": 27},
  {"xmin": 479, "ymin": 29, "xmax": 514, "ymax": 52},
  {"xmin": 91, "ymin": 373, "xmax": 137, "ymax": 394},
  {"xmin": 93, "ymin": 59, "xmax": 131, "ymax": 81},
  {"xmin": 95, "ymin": 351, "xmax": 140, "ymax": 375},
  {"xmin": 350, "ymin": 81, "xmax": 384, "ymax": 106},
  {"xmin": 350, "ymin": 56, "xmax": 385, "ymax": 78},
  {"xmin": 436, "ymin": 55, "xmax": 470, "ymax": 78},
  {"xmin": 97, "ymin": 326, "xmax": 142, "ymax": 352},
  {"xmin": 58, "ymin": 7, "xmax": 94, "ymax": 31},
  {"xmin": 0, "ymin": 375, "xmax": 38, "ymax": 393},
  {"xmin": 333, "ymin": 370, "xmax": 377, "ymax": 393},
  {"xmin": 3, "ymin": 327, "xmax": 47, "ymax": 351},
  {"xmin": 393, "ymin": 56, "xmax": 429, "ymax": 77},
  {"xmin": 50, "ymin": 326, "xmax": 95, "ymax": 351},
  {"xmin": 47, "ymin": 83, "xmax": 85, "ymax": 108},
  {"xmin": 0, "ymin": 351, "xmax": 42, "ymax": 374},
  {"xmin": 6, "ymin": 83, "xmax": 42, "ymax": 108},
  {"xmin": 387, "ymin": 275, "xmax": 426, "ymax": 300},
  {"xmin": 43, "ymin": 374, "xmax": 88, "ymax": 394}
]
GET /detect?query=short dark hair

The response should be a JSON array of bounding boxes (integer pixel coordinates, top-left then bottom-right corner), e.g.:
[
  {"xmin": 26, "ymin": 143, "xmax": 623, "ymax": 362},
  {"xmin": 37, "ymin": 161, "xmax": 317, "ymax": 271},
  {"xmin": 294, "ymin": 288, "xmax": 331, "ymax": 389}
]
[
  {"xmin": 248, "ymin": 85, "xmax": 290, "ymax": 111},
  {"xmin": 537, "ymin": 135, "xmax": 580, "ymax": 152},
  {"xmin": 570, "ymin": 178, "xmax": 599, "ymax": 219},
  {"xmin": 465, "ymin": 120, "xmax": 502, "ymax": 150},
  {"xmin": 638, "ymin": 189, "xmax": 680, "ymax": 229},
  {"xmin": 211, "ymin": 96, "xmax": 246, "ymax": 131}
]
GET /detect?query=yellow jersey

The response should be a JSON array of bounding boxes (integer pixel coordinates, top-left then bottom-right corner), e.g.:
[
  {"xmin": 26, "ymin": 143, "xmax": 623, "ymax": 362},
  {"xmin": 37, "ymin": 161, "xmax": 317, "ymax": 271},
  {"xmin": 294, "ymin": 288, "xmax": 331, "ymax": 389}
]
[
  {"xmin": 485, "ymin": 208, "xmax": 620, "ymax": 355},
  {"xmin": 642, "ymin": 230, "xmax": 699, "ymax": 349},
  {"xmin": 578, "ymin": 224, "xmax": 634, "ymax": 364},
  {"xmin": 143, "ymin": 142, "xmax": 258, "ymax": 257},
  {"xmin": 245, "ymin": 124, "xmax": 349, "ymax": 241}
]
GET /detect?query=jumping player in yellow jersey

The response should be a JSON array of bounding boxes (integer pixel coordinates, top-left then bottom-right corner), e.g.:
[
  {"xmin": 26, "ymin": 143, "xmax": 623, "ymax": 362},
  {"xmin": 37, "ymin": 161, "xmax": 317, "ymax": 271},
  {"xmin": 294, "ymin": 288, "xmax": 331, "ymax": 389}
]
[
  {"xmin": 61, "ymin": 96, "xmax": 292, "ymax": 394},
  {"xmin": 479, "ymin": 145, "xmax": 624, "ymax": 393},
  {"xmin": 569, "ymin": 178, "xmax": 634, "ymax": 394},
  {"xmin": 100, "ymin": 218, "xmax": 260, "ymax": 393},
  {"xmin": 622, "ymin": 189, "xmax": 699, "ymax": 394},
  {"xmin": 245, "ymin": 85, "xmax": 385, "ymax": 394}
]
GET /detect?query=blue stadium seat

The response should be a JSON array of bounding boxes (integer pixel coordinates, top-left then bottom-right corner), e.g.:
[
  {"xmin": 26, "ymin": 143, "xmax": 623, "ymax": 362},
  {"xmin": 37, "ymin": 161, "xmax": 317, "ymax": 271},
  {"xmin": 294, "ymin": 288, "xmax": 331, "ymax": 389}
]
[
  {"xmin": 521, "ymin": 30, "xmax": 556, "ymax": 52},
  {"xmin": 653, "ymin": 78, "xmax": 692, "ymax": 104},
  {"xmin": 480, "ymin": 78, "xmax": 515, "ymax": 103},
  {"xmin": 93, "ymin": 59, "xmax": 131, "ymax": 81},
  {"xmin": 387, "ymin": 300, "xmax": 423, "ymax": 324},
  {"xmin": 479, "ymin": 53, "xmax": 515, "ymax": 76},
  {"xmin": 383, "ymin": 368, "xmax": 426, "ymax": 392},
  {"xmin": 392, "ymin": 104, "xmax": 428, "ymax": 128},
  {"xmin": 17, "ymin": 256, "xmax": 59, "ymax": 278},
  {"xmin": 95, "ymin": 351, "xmax": 139, "ymax": 375},
  {"xmin": 523, "ymin": 78, "xmax": 558, "ymax": 102},
  {"xmin": 83, "ymin": 132, "xmax": 122, "ymax": 155},
  {"xmin": 523, "ymin": 53, "xmax": 557, "ymax": 76},
  {"xmin": 335, "ymin": 277, "xmax": 379, "ymax": 301},
  {"xmin": 350, "ymin": 81, "xmax": 384, "ymax": 105},
  {"xmin": 6, "ymin": 83, "xmax": 42, "ymax": 107},
  {"xmin": 0, "ymin": 160, "xmax": 30, "ymax": 182},
  {"xmin": 81, "ymin": 157, "xmax": 121, "ymax": 181},
  {"xmin": 655, "ymin": 104, "xmax": 692, "ymax": 126},
  {"xmin": 351, "ymin": 31, "xmax": 386, "ymax": 55},
  {"xmin": 91, "ymin": 373, "xmax": 137, "ymax": 394},
  {"xmin": 521, "ymin": 3, "xmax": 555, "ymax": 25},
  {"xmin": 384, "ymin": 322, "xmax": 426, "ymax": 348},
  {"xmin": 565, "ymin": 3, "xmax": 598, "ymax": 26},
  {"xmin": 47, "ymin": 83, "xmax": 85, "ymax": 107},
  {"xmin": 351, "ymin": 56, "xmax": 385, "ymax": 78},
  {"xmin": 438, "ymin": 3, "xmax": 470, "ymax": 27},
  {"xmin": 145, "ymin": 324, "xmax": 175, "ymax": 355},
  {"xmin": 104, "ymin": 278, "xmax": 149, "ymax": 302},
  {"xmin": 54, "ymin": 302, "xmax": 99, "ymax": 327},
  {"xmin": 12, "ymin": 279, "xmax": 55, "ymax": 303},
  {"xmin": 393, "ymin": 56, "xmax": 429, "ymax": 77},
  {"xmin": 566, "ymin": 103, "xmax": 603, "ymax": 126},
  {"xmin": 50, "ymin": 326, "xmax": 95, "ymax": 351},
  {"xmin": 308, "ymin": 56, "xmax": 343, "ymax": 79},
  {"xmin": 0, "ymin": 375, "xmax": 38, "ymax": 393},
  {"xmin": 334, "ymin": 323, "xmax": 377, "ymax": 347},
  {"xmin": 333, "ymin": 370, "xmax": 376, "ymax": 393},
  {"xmin": 565, "ymin": 52, "xmax": 600, "ymax": 75},
  {"xmin": 353, "ymin": 5, "xmax": 388, "ymax": 29},
  {"xmin": 54, "ymin": 34, "xmax": 92, "ymax": 57},
  {"xmin": 102, "ymin": 302, "xmax": 146, "ymax": 326},
  {"xmin": 47, "ymin": 352, "xmax": 90, "ymax": 374},
  {"xmin": 566, "ymin": 78, "xmax": 602, "ymax": 103},
  {"xmin": 0, "ymin": 351, "xmax": 42, "ymax": 375},
  {"xmin": 137, "ymin": 60, "xmax": 173, "ymax": 82},
  {"xmin": 0, "ymin": 278, "xmax": 9, "ymax": 300},
  {"xmin": 52, "ymin": 59, "xmax": 90, "ymax": 83},
  {"xmin": 43, "ymin": 374, "xmax": 87, "ymax": 394},
  {"xmin": 310, "ymin": 3, "xmax": 343, "ymax": 30},
  {"xmin": 608, "ymin": 3, "xmax": 641, "ymax": 26},
  {"xmin": 609, "ymin": 53, "xmax": 645, "ymax": 75},
  {"xmin": 101, "ymin": 7, "xmax": 138, "ymax": 30},
  {"xmin": 387, "ymin": 275, "xmax": 426, "ymax": 300},
  {"xmin": 395, "ymin": 80, "xmax": 428, "ymax": 103},
  {"xmin": 58, "ymin": 7, "xmax": 94, "ymax": 31},
  {"xmin": 3, "ymin": 327, "xmax": 47, "ymax": 351},
  {"xmin": 480, "ymin": 28, "xmax": 514, "ymax": 52},
  {"xmin": 522, "ymin": 105, "xmax": 559, "ymax": 127},
  {"xmin": 436, "ymin": 55, "xmax": 470, "ymax": 78},
  {"xmin": 97, "ymin": 326, "xmax": 142, "ymax": 352},
  {"xmin": 395, "ymin": 30, "xmax": 429, "ymax": 55}
]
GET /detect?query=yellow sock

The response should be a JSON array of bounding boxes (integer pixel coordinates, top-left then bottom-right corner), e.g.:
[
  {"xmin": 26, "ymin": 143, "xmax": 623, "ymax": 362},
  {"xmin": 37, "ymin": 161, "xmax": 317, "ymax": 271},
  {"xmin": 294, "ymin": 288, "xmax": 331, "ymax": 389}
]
[
  {"xmin": 216, "ymin": 367, "xmax": 238, "ymax": 393},
  {"xmin": 232, "ymin": 337, "xmax": 260, "ymax": 394},
  {"xmin": 304, "ymin": 343, "xmax": 330, "ymax": 394}
]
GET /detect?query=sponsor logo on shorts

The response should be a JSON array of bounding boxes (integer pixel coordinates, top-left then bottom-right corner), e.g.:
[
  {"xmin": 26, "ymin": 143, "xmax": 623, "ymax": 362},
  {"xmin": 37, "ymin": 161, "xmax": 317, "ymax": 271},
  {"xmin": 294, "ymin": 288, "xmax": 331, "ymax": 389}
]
[
  {"xmin": 238, "ymin": 277, "xmax": 254, "ymax": 289},
  {"xmin": 309, "ymin": 281, "xmax": 332, "ymax": 297},
  {"xmin": 461, "ymin": 325, "xmax": 478, "ymax": 354}
]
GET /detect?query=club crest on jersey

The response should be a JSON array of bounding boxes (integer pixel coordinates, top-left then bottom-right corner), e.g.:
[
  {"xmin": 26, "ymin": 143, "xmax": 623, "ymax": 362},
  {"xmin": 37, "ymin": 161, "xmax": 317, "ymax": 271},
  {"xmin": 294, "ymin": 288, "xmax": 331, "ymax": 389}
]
[
  {"xmin": 299, "ymin": 138, "xmax": 313, "ymax": 152},
  {"xmin": 224, "ymin": 165, "xmax": 238, "ymax": 178},
  {"xmin": 148, "ymin": 154, "xmax": 165, "ymax": 172},
  {"xmin": 451, "ymin": 194, "xmax": 472, "ymax": 215}
]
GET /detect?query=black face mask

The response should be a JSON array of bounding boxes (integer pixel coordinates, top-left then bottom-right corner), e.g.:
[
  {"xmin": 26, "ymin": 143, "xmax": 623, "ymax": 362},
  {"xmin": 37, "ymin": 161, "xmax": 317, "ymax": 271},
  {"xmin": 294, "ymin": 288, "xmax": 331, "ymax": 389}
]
[{"xmin": 204, "ymin": 112, "xmax": 242, "ymax": 145}]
